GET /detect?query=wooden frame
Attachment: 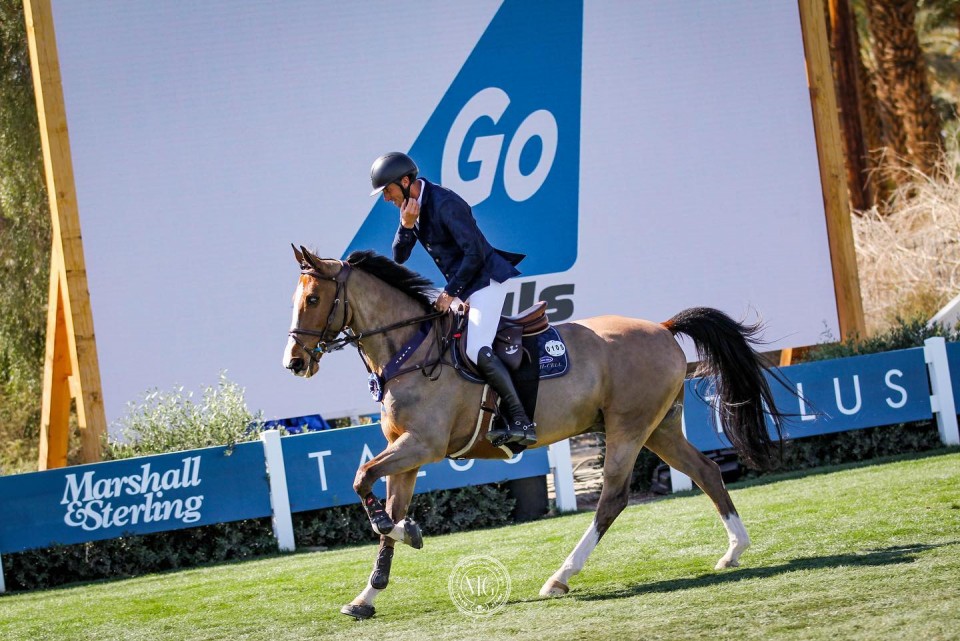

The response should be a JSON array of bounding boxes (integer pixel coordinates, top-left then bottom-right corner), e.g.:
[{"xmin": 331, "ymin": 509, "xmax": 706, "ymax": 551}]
[
  {"xmin": 797, "ymin": 0, "xmax": 866, "ymax": 340},
  {"xmin": 24, "ymin": 0, "xmax": 106, "ymax": 468},
  {"xmin": 782, "ymin": 0, "xmax": 867, "ymax": 367}
]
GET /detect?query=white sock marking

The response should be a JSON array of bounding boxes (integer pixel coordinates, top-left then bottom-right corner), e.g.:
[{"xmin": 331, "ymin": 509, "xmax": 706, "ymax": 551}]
[
  {"xmin": 716, "ymin": 513, "xmax": 750, "ymax": 569},
  {"xmin": 552, "ymin": 521, "xmax": 600, "ymax": 585}
]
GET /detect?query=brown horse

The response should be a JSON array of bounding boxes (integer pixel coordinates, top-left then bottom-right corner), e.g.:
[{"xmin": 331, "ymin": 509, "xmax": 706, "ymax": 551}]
[{"xmin": 283, "ymin": 246, "xmax": 786, "ymax": 620}]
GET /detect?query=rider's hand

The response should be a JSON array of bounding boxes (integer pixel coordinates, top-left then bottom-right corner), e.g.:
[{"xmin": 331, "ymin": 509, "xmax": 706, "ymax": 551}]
[
  {"xmin": 400, "ymin": 198, "xmax": 420, "ymax": 229},
  {"xmin": 435, "ymin": 292, "xmax": 453, "ymax": 312}
]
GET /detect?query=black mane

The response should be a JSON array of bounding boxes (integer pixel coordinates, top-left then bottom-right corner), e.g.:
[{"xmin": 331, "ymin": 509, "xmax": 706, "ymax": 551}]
[{"xmin": 346, "ymin": 250, "xmax": 437, "ymax": 310}]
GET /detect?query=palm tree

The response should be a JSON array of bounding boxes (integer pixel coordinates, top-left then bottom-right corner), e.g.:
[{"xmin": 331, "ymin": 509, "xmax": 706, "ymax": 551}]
[{"xmin": 865, "ymin": 0, "xmax": 944, "ymax": 175}]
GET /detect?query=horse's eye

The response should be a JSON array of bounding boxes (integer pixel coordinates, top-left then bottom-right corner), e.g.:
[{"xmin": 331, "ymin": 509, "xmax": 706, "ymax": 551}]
[{"xmin": 306, "ymin": 296, "xmax": 319, "ymax": 306}]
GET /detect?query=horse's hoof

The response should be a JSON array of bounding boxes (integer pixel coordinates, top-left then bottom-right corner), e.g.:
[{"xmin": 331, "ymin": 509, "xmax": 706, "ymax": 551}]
[
  {"xmin": 340, "ymin": 603, "xmax": 376, "ymax": 620},
  {"xmin": 403, "ymin": 518, "xmax": 424, "ymax": 550},
  {"xmin": 539, "ymin": 579, "xmax": 569, "ymax": 597},
  {"xmin": 715, "ymin": 557, "xmax": 740, "ymax": 570}
]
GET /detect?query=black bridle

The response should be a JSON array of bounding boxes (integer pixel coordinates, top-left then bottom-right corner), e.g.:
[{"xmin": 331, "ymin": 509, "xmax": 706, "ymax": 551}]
[{"xmin": 287, "ymin": 261, "xmax": 444, "ymax": 367}]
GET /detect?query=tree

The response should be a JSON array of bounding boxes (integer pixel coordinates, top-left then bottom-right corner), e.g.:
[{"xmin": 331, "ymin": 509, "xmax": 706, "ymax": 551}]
[
  {"xmin": 0, "ymin": 0, "xmax": 51, "ymax": 472},
  {"xmin": 864, "ymin": 0, "xmax": 945, "ymax": 175},
  {"xmin": 829, "ymin": 0, "xmax": 875, "ymax": 210}
]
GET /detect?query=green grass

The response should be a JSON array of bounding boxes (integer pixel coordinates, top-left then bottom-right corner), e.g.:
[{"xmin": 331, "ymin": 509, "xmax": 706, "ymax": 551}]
[{"xmin": 2, "ymin": 451, "xmax": 959, "ymax": 641}]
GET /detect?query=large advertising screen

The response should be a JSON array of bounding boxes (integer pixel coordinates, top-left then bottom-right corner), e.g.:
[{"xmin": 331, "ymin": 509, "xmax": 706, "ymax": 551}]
[{"xmin": 51, "ymin": 1, "xmax": 838, "ymax": 424}]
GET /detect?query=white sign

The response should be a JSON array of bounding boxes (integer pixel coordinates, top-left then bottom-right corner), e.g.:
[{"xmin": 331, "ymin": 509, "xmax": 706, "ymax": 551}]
[{"xmin": 51, "ymin": 1, "xmax": 837, "ymax": 424}]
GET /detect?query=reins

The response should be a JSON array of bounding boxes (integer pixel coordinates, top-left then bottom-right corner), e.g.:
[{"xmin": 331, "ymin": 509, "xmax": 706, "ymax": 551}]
[{"xmin": 288, "ymin": 261, "xmax": 448, "ymax": 382}]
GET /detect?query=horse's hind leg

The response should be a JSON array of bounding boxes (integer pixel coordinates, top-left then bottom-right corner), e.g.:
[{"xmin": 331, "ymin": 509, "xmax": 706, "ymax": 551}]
[
  {"xmin": 643, "ymin": 403, "xmax": 750, "ymax": 570},
  {"xmin": 342, "ymin": 468, "xmax": 419, "ymax": 620},
  {"xmin": 540, "ymin": 415, "xmax": 650, "ymax": 596}
]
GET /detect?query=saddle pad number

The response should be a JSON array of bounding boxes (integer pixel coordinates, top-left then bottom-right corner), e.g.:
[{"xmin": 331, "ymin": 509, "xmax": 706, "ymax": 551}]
[{"xmin": 537, "ymin": 328, "xmax": 568, "ymax": 379}]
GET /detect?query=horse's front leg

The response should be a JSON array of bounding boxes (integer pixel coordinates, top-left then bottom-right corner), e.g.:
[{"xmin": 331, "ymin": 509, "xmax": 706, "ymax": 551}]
[
  {"xmin": 342, "ymin": 468, "xmax": 420, "ymax": 620},
  {"xmin": 342, "ymin": 433, "xmax": 438, "ymax": 620},
  {"xmin": 354, "ymin": 432, "xmax": 436, "ymax": 547}
]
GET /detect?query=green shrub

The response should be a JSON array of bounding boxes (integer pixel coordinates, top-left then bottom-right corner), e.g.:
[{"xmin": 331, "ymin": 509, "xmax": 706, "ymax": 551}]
[
  {"xmin": 408, "ymin": 483, "xmax": 516, "ymax": 534},
  {"xmin": 292, "ymin": 484, "xmax": 515, "ymax": 549},
  {"xmin": 5, "ymin": 518, "xmax": 279, "ymax": 591},
  {"xmin": 803, "ymin": 316, "xmax": 960, "ymax": 362},
  {"xmin": 772, "ymin": 422, "xmax": 942, "ymax": 473},
  {"xmin": 630, "ymin": 449, "xmax": 665, "ymax": 492},
  {"xmin": 103, "ymin": 372, "xmax": 265, "ymax": 459}
]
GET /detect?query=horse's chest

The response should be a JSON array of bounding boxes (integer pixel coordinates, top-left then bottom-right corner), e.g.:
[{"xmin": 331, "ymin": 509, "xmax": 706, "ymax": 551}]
[{"xmin": 379, "ymin": 397, "xmax": 417, "ymax": 440}]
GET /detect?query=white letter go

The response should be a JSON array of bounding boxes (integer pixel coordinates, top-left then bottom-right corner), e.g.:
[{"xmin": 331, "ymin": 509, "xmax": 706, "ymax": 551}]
[{"xmin": 442, "ymin": 87, "xmax": 558, "ymax": 206}]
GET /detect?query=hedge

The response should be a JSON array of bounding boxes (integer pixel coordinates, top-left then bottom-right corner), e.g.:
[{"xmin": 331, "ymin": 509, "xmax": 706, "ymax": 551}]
[{"xmin": 4, "ymin": 483, "xmax": 516, "ymax": 592}]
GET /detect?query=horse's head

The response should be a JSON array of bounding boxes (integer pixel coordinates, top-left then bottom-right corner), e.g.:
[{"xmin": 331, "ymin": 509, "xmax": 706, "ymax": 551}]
[{"xmin": 283, "ymin": 245, "xmax": 350, "ymax": 378}]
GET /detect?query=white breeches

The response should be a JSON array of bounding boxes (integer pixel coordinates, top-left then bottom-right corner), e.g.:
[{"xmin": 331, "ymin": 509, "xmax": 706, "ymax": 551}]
[{"xmin": 464, "ymin": 279, "xmax": 512, "ymax": 364}]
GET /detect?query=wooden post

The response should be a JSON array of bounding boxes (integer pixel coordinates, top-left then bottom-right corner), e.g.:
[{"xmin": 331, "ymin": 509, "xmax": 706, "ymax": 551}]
[
  {"xmin": 797, "ymin": 0, "xmax": 866, "ymax": 341},
  {"xmin": 24, "ymin": 0, "xmax": 107, "ymax": 468},
  {"xmin": 827, "ymin": 0, "xmax": 872, "ymax": 211},
  {"xmin": 38, "ymin": 247, "xmax": 72, "ymax": 468}
]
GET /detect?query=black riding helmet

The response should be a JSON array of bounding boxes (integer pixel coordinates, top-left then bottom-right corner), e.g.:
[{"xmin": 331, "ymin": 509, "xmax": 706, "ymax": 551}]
[{"xmin": 369, "ymin": 152, "xmax": 419, "ymax": 202}]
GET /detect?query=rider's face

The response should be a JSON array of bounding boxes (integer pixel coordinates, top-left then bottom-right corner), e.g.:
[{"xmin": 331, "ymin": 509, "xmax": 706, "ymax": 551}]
[{"xmin": 381, "ymin": 177, "xmax": 409, "ymax": 208}]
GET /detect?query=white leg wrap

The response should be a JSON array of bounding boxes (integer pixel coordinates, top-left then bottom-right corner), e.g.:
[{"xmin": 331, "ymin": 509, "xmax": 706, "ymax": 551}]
[
  {"xmin": 385, "ymin": 523, "xmax": 404, "ymax": 542},
  {"xmin": 356, "ymin": 583, "xmax": 381, "ymax": 606},
  {"xmin": 544, "ymin": 521, "xmax": 600, "ymax": 591},
  {"xmin": 715, "ymin": 513, "xmax": 750, "ymax": 569},
  {"xmin": 383, "ymin": 519, "xmax": 408, "ymax": 543}
]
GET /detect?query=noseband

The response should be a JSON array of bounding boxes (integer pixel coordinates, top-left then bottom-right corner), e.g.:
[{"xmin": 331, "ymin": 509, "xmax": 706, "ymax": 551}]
[{"xmin": 288, "ymin": 261, "xmax": 444, "ymax": 367}]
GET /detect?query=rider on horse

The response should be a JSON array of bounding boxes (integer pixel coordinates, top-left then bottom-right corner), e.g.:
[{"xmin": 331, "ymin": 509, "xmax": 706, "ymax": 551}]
[{"xmin": 369, "ymin": 151, "xmax": 537, "ymax": 446}]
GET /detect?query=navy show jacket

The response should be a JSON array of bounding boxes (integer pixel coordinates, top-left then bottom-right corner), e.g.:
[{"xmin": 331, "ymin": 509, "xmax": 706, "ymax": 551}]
[{"xmin": 392, "ymin": 178, "xmax": 524, "ymax": 300}]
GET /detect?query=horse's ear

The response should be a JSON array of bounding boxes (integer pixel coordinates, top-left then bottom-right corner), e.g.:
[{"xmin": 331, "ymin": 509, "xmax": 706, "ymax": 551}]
[
  {"xmin": 291, "ymin": 244, "xmax": 304, "ymax": 265},
  {"xmin": 300, "ymin": 245, "xmax": 322, "ymax": 270}
]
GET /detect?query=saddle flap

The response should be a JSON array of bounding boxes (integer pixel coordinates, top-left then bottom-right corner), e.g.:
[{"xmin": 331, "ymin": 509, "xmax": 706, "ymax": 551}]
[{"xmin": 494, "ymin": 324, "xmax": 523, "ymax": 370}]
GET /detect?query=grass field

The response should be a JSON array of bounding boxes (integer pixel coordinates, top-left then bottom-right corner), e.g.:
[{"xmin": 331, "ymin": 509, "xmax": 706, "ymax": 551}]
[{"xmin": 1, "ymin": 451, "xmax": 958, "ymax": 641}]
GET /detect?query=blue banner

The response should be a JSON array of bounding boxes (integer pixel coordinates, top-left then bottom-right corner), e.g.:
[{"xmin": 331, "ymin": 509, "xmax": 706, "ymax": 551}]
[
  {"xmin": 279, "ymin": 424, "xmax": 550, "ymax": 513},
  {"xmin": 0, "ymin": 442, "xmax": 272, "ymax": 554},
  {"xmin": 948, "ymin": 342, "xmax": 960, "ymax": 403},
  {"xmin": 683, "ymin": 347, "xmax": 932, "ymax": 452}
]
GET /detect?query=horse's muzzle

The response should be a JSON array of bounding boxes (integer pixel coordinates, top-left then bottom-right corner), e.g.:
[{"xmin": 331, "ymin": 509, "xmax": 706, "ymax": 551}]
[{"xmin": 284, "ymin": 355, "xmax": 319, "ymax": 378}]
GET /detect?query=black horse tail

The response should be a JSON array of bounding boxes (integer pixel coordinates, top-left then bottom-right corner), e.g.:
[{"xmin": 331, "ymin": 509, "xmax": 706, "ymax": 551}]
[{"xmin": 663, "ymin": 307, "xmax": 787, "ymax": 471}]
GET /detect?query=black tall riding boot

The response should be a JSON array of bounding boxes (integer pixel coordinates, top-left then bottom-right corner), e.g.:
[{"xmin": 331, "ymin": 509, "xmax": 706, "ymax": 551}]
[{"xmin": 476, "ymin": 347, "xmax": 537, "ymax": 446}]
